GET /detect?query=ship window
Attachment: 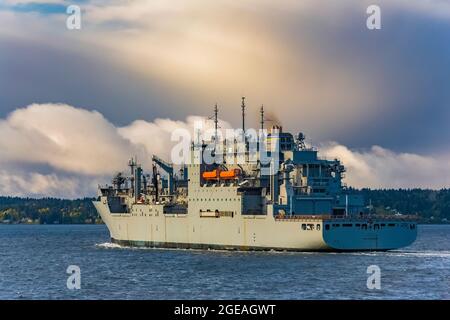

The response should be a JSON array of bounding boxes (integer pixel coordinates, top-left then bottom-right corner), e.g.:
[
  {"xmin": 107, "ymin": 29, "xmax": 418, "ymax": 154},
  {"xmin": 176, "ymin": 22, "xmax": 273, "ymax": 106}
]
[
  {"xmin": 301, "ymin": 224, "xmax": 306, "ymax": 230},
  {"xmin": 374, "ymin": 224, "xmax": 380, "ymax": 230},
  {"xmin": 343, "ymin": 224, "xmax": 352, "ymax": 227},
  {"xmin": 332, "ymin": 224, "xmax": 340, "ymax": 227},
  {"xmin": 410, "ymin": 224, "xmax": 415, "ymax": 229},
  {"xmin": 388, "ymin": 223, "xmax": 395, "ymax": 227},
  {"xmin": 316, "ymin": 224, "xmax": 321, "ymax": 230},
  {"xmin": 362, "ymin": 224, "xmax": 367, "ymax": 230},
  {"xmin": 325, "ymin": 224, "xmax": 330, "ymax": 230},
  {"xmin": 381, "ymin": 223, "xmax": 386, "ymax": 227},
  {"xmin": 355, "ymin": 224, "xmax": 361, "ymax": 227}
]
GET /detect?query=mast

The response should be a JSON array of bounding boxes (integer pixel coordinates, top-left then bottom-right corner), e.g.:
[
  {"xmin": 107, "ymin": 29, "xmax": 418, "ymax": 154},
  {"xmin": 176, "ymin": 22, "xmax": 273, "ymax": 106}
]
[
  {"xmin": 260, "ymin": 104, "xmax": 264, "ymax": 131},
  {"xmin": 241, "ymin": 96, "xmax": 246, "ymax": 133},
  {"xmin": 214, "ymin": 103, "xmax": 218, "ymax": 144}
]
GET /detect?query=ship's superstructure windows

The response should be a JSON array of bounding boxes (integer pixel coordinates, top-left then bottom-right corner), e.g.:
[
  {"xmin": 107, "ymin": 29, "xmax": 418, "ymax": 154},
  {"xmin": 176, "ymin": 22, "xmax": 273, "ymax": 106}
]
[{"xmin": 325, "ymin": 224, "xmax": 330, "ymax": 230}]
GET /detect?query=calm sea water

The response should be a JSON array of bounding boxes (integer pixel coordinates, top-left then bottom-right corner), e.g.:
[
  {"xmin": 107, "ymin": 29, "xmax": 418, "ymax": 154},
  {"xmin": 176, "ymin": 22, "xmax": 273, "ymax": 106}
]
[{"xmin": 0, "ymin": 224, "xmax": 449, "ymax": 300}]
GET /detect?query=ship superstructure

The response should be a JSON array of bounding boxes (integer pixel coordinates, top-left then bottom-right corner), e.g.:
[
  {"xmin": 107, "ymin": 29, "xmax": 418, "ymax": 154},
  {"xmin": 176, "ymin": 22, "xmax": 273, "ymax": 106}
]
[{"xmin": 93, "ymin": 101, "xmax": 417, "ymax": 251}]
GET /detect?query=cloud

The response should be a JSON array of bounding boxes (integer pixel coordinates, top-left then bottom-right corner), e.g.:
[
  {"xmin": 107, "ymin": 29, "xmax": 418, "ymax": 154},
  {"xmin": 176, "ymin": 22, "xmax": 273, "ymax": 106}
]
[
  {"xmin": 3, "ymin": 0, "xmax": 66, "ymax": 4},
  {"xmin": 2, "ymin": 0, "xmax": 449, "ymax": 154},
  {"xmin": 0, "ymin": 103, "xmax": 229, "ymax": 197},
  {"xmin": 0, "ymin": 103, "xmax": 141, "ymax": 175},
  {"xmin": 0, "ymin": 169, "xmax": 92, "ymax": 198},
  {"xmin": 320, "ymin": 143, "xmax": 450, "ymax": 189},
  {"xmin": 0, "ymin": 103, "xmax": 448, "ymax": 198},
  {"xmin": 1, "ymin": 1, "xmax": 450, "ymax": 196}
]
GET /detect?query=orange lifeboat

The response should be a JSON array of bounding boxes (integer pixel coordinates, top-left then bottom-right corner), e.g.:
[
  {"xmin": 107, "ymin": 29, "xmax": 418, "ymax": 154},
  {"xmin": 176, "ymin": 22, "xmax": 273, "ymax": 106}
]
[
  {"xmin": 219, "ymin": 168, "xmax": 241, "ymax": 180},
  {"xmin": 202, "ymin": 169, "xmax": 219, "ymax": 180}
]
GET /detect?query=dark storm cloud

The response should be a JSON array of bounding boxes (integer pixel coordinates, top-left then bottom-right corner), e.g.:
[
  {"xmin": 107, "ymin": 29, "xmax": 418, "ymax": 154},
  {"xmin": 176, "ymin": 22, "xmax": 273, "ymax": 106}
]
[
  {"xmin": 255, "ymin": 1, "xmax": 450, "ymax": 153},
  {"xmin": 0, "ymin": 0, "xmax": 449, "ymax": 155},
  {"xmin": 0, "ymin": 35, "xmax": 201, "ymax": 126}
]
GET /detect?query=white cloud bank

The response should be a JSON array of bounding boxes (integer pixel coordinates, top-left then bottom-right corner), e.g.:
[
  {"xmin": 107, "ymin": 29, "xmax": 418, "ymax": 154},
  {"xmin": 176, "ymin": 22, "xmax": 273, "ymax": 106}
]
[
  {"xmin": 320, "ymin": 143, "xmax": 450, "ymax": 189},
  {"xmin": 0, "ymin": 103, "xmax": 448, "ymax": 198}
]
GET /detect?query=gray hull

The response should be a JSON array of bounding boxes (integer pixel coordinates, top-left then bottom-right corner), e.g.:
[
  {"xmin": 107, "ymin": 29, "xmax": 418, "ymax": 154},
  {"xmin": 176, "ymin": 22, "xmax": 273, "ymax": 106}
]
[{"xmin": 94, "ymin": 200, "xmax": 417, "ymax": 252}]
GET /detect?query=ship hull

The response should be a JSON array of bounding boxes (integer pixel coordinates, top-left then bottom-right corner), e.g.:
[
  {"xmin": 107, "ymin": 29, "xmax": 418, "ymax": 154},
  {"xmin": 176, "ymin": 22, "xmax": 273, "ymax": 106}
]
[{"xmin": 94, "ymin": 199, "xmax": 417, "ymax": 252}]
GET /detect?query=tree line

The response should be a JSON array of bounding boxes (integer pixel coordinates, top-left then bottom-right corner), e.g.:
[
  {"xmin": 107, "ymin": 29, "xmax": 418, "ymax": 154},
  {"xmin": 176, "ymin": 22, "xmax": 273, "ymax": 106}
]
[
  {"xmin": 356, "ymin": 188, "xmax": 450, "ymax": 223},
  {"xmin": 0, "ymin": 188, "xmax": 449, "ymax": 224},
  {"xmin": 0, "ymin": 197, "xmax": 99, "ymax": 224}
]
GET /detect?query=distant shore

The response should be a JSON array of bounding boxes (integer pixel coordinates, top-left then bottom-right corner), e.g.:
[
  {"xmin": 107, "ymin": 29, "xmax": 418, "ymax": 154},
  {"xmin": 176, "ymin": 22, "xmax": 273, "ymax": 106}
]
[{"xmin": 1, "ymin": 188, "xmax": 449, "ymax": 224}]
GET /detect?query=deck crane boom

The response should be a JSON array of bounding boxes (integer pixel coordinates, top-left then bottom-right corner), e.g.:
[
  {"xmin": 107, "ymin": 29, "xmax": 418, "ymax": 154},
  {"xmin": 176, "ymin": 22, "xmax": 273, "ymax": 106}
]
[{"xmin": 152, "ymin": 155, "xmax": 174, "ymax": 195}]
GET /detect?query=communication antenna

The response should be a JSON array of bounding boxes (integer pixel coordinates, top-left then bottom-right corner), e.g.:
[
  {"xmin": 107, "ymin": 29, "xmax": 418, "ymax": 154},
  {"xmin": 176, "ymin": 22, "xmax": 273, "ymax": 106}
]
[
  {"xmin": 213, "ymin": 103, "xmax": 218, "ymax": 142},
  {"xmin": 241, "ymin": 97, "xmax": 246, "ymax": 133},
  {"xmin": 207, "ymin": 103, "xmax": 220, "ymax": 145},
  {"xmin": 260, "ymin": 105, "xmax": 264, "ymax": 131}
]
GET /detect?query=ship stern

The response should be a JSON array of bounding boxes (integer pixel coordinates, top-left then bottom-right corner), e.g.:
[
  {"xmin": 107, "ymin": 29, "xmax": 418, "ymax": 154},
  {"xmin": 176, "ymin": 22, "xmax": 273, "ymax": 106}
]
[{"xmin": 322, "ymin": 219, "xmax": 417, "ymax": 251}]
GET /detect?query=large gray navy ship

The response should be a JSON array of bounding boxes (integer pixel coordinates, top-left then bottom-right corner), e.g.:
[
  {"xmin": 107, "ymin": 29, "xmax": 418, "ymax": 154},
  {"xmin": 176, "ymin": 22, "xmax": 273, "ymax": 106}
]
[{"xmin": 93, "ymin": 100, "xmax": 417, "ymax": 251}]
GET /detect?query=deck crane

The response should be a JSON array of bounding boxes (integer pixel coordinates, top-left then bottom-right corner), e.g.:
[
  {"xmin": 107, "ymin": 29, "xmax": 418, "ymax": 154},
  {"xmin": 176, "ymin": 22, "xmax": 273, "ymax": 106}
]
[{"xmin": 152, "ymin": 155, "xmax": 174, "ymax": 195}]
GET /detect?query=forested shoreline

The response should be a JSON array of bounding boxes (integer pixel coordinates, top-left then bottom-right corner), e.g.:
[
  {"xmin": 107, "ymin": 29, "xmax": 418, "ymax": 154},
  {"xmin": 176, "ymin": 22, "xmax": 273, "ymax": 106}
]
[{"xmin": 0, "ymin": 188, "xmax": 449, "ymax": 224}]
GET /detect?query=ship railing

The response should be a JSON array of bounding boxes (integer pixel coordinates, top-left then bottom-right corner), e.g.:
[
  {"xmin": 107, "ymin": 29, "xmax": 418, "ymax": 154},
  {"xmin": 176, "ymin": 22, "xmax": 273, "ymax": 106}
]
[{"xmin": 274, "ymin": 214, "xmax": 419, "ymax": 221}]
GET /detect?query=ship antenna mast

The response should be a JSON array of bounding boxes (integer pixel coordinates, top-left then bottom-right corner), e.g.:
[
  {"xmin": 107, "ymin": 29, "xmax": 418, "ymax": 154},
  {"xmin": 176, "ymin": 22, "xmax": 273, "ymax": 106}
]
[
  {"xmin": 241, "ymin": 96, "xmax": 246, "ymax": 142},
  {"xmin": 241, "ymin": 97, "xmax": 246, "ymax": 132},
  {"xmin": 260, "ymin": 104, "xmax": 264, "ymax": 131},
  {"xmin": 214, "ymin": 103, "xmax": 218, "ymax": 143}
]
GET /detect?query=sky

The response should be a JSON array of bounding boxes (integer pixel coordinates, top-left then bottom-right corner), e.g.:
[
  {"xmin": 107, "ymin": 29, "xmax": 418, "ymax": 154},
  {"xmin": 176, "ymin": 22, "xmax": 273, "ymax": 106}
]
[{"xmin": 0, "ymin": 0, "xmax": 450, "ymax": 197}]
